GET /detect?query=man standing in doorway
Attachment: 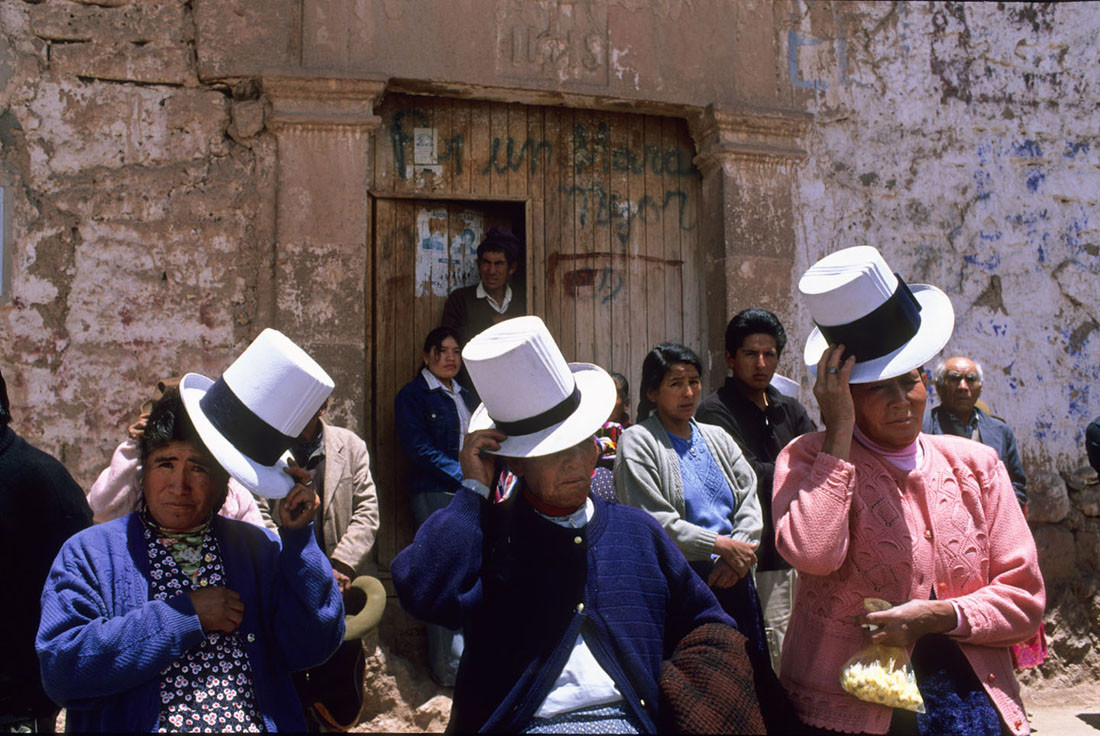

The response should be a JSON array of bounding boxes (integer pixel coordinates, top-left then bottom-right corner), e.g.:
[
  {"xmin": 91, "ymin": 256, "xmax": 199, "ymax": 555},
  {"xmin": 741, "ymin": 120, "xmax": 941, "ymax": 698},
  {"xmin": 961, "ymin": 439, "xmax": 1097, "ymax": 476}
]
[
  {"xmin": 695, "ymin": 308, "xmax": 815, "ymax": 674},
  {"xmin": 441, "ymin": 227, "xmax": 526, "ymax": 346},
  {"xmin": 923, "ymin": 356, "xmax": 1028, "ymax": 508}
]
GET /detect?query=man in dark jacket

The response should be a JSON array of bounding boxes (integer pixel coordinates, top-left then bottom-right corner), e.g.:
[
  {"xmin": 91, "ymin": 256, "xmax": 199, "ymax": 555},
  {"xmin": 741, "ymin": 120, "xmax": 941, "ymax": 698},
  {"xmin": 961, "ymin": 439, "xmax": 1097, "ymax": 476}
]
[
  {"xmin": 0, "ymin": 366, "xmax": 92, "ymax": 731},
  {"xmin": 695, "ymin": 308, "xmax": 815, "ymax": 673},
  {"xmin": 923, "ymin": 356, "xmax": 1028, "ymax": 508}
]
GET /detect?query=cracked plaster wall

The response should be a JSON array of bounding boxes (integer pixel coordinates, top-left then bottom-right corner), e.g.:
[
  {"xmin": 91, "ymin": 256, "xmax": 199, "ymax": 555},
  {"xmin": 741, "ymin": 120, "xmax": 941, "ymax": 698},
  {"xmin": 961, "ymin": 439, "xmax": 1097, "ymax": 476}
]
[
  {"xmin": 787, "ymin": 1, "xmax": 1100, "ymax": 520},
  {"xmin": 0, "ymin": 0, "xmax": 275, "ymax": 483}
]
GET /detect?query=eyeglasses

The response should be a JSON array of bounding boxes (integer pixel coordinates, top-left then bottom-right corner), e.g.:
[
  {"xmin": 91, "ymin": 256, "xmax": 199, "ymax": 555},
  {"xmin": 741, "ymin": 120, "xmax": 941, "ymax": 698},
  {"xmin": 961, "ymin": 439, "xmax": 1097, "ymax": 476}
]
[{"xmin": 943, "ymin": 371, "xmax": 981, "ymax": 385}]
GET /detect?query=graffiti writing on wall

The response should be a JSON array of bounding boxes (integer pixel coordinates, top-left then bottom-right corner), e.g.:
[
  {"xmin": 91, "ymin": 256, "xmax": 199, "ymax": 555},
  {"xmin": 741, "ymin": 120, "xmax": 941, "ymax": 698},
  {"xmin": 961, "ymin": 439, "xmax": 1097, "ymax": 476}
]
[
  {"xmin": 389, "ymin": 111, "xmax": 697, "ymax": 180},
  {"xmin": 559, "ymin": 184, "xmax": 696, "ymax": 245}
]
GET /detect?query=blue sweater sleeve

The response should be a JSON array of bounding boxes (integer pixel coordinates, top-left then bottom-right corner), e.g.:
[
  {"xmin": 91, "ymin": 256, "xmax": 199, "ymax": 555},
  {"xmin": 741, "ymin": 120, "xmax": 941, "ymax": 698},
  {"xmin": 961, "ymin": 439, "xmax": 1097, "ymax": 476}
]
[
  {"xmin": 391, "ymin": 488, "xmax": 484, "ymax": 629},
  {"xmin": 394, "ymin": 383, "xmax": 464, "ymax": 489},
  {"xmin": 266, "ymin": 524, "xmax": 346, "ymax": 672},
  {"xmin": 36, "ymin": 536, "xmax": 206, "ymax": 703}
]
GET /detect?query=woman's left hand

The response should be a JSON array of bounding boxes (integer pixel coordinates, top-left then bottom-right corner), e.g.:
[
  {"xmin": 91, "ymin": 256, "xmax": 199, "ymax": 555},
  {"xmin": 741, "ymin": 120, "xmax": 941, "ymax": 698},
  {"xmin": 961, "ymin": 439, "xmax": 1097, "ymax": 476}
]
[
  {"xmin": 858, "ymin": 599, "xmax": 958, "ymax": 648},
  {"xmin": 707, "ymin": 558, "xmax": 742, "ymax": 588},
  {"xmin": 279, "ymin": 462, "xmax": 320, "ymax": 529}
]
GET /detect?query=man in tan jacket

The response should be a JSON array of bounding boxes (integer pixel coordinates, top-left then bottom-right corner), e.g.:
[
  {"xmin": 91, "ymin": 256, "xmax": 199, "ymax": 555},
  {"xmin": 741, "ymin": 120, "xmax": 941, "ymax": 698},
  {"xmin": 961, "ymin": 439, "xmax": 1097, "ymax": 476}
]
[{"xmin": 260, "ymin": 400, "xmax": 380, "ymax": 589}]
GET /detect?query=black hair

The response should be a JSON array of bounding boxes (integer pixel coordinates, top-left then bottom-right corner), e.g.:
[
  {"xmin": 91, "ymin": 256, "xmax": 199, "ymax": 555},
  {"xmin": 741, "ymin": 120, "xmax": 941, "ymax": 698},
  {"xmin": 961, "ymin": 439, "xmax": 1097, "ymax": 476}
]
[
  {"xmin": 423, "ymin": 326, "xmax": 462, "ymax": 355},
  {"xmin": 476, "ymin": 227, "xmax": 521, "ymax": 267},
  {"xmin": 609, "ymin": 371, "xmax": 629, "ymax": 402},
  {"xmin": 141, "ymin": 389, "xmax": 227, "ymax": 478},
  {"xmin": 724, "ymin": 308, "xmax": 787, "ymax": 358},
  {"xmin": 0, "ymin": 366, "xmax": 10, "ymax": 426},
  {"xmin": 636, "ymin": 343, "xmax": 702, "ymax": 422}
]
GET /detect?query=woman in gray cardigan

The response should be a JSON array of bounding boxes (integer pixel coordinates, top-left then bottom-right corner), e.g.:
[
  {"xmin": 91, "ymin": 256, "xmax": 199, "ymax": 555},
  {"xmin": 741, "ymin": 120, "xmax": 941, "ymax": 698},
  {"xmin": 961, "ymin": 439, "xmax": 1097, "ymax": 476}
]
[{"xmin": 614, "ymin": 343, "xmax": 770, "ymax": 661}]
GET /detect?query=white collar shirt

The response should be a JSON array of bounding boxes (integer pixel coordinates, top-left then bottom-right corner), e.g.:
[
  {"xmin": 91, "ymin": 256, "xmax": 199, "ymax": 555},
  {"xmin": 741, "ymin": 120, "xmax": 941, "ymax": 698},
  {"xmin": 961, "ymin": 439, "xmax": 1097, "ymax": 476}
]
[
  {"xmin": 421, "ymin": 367, "xmax": 472, "ymax": 449},
  {"xmin": 475, "ymin": 281, "xmax": 513, "ymax": 314}
]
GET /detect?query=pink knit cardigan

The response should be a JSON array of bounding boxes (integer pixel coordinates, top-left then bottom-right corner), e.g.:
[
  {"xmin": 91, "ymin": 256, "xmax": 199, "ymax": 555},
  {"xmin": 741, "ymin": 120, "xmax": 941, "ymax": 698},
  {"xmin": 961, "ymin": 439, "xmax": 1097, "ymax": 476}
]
[{"xmin": 773, "ymin": 432, "xmax": 1044, "ymax": 736}]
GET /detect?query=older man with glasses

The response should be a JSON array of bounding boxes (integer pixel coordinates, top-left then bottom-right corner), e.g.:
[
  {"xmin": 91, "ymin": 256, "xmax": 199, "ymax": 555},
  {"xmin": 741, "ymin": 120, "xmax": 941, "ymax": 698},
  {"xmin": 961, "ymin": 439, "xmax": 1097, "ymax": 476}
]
[{"xmin": 923, "ymin": 356, "xmax": 1028, "ymax": 508}]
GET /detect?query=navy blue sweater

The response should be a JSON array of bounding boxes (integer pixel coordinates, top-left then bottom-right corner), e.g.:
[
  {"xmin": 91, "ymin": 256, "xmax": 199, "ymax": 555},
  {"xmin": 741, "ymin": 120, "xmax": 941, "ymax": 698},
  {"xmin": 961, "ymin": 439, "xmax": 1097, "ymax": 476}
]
[{"xmin": 391, "ymin": 488, "xmax": 734, "ymax": 733}]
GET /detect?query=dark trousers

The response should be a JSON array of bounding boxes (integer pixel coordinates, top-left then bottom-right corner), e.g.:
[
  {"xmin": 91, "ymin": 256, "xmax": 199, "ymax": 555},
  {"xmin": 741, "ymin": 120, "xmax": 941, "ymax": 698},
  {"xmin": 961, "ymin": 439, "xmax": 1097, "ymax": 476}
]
[{"xmin": 688, "ymin": 560, "xmax": 805, "ymax": 734}]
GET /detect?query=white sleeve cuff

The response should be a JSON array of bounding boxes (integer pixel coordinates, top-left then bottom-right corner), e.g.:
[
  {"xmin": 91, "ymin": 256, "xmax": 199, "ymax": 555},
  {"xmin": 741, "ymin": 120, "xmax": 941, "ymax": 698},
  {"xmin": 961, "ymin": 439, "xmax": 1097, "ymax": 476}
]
[
  {"xmin": 462, "ymin": 478, "xmax": 491, "ymax": 499},
  {"xmin": 948, "ymin": 599, "xmax": 971, "ymax": 637}
]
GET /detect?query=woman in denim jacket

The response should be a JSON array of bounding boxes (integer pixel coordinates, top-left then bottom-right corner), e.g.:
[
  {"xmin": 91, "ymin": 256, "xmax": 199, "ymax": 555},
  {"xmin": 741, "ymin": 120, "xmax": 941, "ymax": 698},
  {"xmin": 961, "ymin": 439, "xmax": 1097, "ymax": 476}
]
[{"xmin": 394, "ymin": 326, "xmax": 478, "ymax": 685}]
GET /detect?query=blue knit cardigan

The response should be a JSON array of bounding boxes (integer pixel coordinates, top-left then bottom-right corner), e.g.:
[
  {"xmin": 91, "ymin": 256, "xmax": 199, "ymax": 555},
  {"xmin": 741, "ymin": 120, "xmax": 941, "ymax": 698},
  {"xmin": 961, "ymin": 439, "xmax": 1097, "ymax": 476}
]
[
  {"xmin": 36, "ymin": 513, "xmax": 345, "ymax": 732},
  {"xmin": 392, "ymin": 488, "xmax": 734, "ymax": 733}
]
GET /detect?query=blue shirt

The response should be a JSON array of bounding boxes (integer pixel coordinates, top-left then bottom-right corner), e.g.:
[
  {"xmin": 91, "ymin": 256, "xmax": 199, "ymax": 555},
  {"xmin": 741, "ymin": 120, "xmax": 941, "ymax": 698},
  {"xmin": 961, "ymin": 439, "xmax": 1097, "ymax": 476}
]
[{"xmin": 669, "ymin": 425, "xmax": 735, "ymax": 540}]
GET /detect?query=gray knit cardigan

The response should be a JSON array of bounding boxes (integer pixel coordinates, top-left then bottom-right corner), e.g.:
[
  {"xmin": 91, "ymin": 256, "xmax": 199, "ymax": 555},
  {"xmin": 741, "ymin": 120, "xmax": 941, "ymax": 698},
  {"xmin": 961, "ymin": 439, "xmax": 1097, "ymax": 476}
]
[{"xmin": 613, "ymin": 415, "xmax": 762, "ymax": 562}]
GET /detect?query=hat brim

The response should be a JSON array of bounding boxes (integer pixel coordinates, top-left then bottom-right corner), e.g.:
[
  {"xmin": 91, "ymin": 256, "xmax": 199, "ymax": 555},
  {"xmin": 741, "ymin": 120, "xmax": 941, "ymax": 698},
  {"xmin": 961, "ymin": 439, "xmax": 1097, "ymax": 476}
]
[
  {"xmin": 804, "ymin": 284, "xmax": 954, "ymax": 384},
  {"xmin": 179, "ymin": 372, "xmax": 295, "ymax": 499},
  {"xmin": 468, "ymin": 363, "xmax": 616, "ymax": 458}
]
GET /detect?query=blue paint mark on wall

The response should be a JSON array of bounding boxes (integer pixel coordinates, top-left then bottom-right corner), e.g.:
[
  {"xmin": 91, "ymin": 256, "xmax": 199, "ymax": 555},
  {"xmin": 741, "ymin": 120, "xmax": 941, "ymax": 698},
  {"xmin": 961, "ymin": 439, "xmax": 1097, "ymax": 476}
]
[
  {"xmin": 1064, "ymin": 140, "xmax": 1090, "ymax": 159},
  {"xmin": 963, "ymin": 252, "xmax": 1001, "ymax": 271},
  {"xmin": 1013, "ymin": 140, "xmax": 1042, "ymax": 158},
  {"xmin": 979, "ymin": 229, "xmax": 1002, "ymax": 242},
  {"xmin": 1025, "ymin": 168, "xmax": 1045, "ymax": 192},
  {"xmin": 788, "ymin": 30, "xmax": 826, "ymax": 90},
  {"xmin": 973, "ymin": 169, "xmax": 993, "ymax": 199}
]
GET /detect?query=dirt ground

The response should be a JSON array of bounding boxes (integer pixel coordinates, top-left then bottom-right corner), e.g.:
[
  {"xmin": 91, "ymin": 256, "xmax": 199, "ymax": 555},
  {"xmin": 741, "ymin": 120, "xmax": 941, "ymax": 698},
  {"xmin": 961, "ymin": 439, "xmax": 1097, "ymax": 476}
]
[{"xmin": 1023, "ymin": 682, "xmax": 1100, "ymax": 735}]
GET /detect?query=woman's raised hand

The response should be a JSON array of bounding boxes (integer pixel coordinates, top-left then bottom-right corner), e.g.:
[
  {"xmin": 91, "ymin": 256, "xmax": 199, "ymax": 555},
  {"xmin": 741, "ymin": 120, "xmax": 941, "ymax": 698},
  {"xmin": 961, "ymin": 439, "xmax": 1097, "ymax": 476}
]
[{"xmin": 815, "ymin": 344, "xmax": 857, "ymax": 460}]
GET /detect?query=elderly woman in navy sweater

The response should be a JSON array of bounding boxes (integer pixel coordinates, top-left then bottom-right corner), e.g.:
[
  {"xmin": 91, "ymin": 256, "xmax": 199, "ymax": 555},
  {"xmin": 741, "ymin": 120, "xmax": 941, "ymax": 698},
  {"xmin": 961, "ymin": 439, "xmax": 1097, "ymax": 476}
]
[
  {"xmin": 37, "ymin": 331, "xmax": 344, "ymax": 732},
  {"xmin": 392, "ymin": 317, "xmax": 741, "ymax": 734}
]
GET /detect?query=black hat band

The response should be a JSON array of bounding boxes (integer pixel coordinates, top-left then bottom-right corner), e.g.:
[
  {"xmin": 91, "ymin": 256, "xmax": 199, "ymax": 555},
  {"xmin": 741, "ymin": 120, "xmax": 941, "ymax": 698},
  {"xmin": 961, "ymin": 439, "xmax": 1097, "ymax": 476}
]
[
  {"xmin": 816, "ymin": 274, "xmax": 922, "ymax": 364},
  {"xmin": 199, "ymin": 376, "xmax": 299, "ymax": 466},
  {"xmin": 492, "ymin": 385, "xmax": 582, "ymax": 437}
]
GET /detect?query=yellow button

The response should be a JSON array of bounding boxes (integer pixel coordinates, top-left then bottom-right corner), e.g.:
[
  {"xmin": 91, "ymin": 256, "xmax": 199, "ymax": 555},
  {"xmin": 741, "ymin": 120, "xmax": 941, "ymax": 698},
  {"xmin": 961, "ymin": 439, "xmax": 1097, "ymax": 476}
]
[
  {"xmin": 246, "ymin": 633, "xmax": 255, "ymax": 643},
  {"xmin": 199, "ymin": 579, "xmax": 209, "ymax": 587},
  {"xmin": 924, "ymin": 529, "xmax": 933, "ymax": 540},
  {"xmin": 574, "ymin": 536, "xmax": 583, "ymax": 545},
  {"xmin": 639, "ymin": 699, "xmax": 646, "ymax": 708},
  {"xmin": 987, "ymin": 672, "xmax": 996, "ymax": 683},
  {"xmin": 576, "ymin": 603, "xmax": 585, "ymax": 613}
]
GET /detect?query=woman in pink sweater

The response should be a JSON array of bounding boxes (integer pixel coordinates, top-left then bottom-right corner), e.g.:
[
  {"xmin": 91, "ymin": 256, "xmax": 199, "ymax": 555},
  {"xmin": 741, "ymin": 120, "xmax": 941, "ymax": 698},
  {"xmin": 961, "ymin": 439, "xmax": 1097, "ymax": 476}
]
[{"xmin": 774, "ymin": 247, "xmax": 1044, "ymax": 736}]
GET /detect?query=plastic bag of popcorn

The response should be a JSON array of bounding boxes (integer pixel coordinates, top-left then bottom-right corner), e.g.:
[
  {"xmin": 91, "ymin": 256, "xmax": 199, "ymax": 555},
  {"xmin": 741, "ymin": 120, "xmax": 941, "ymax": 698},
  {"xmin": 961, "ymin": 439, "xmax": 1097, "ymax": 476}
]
[{"xmin": 839, "ymin": 598, "xmax": 925, "ymax": 713}]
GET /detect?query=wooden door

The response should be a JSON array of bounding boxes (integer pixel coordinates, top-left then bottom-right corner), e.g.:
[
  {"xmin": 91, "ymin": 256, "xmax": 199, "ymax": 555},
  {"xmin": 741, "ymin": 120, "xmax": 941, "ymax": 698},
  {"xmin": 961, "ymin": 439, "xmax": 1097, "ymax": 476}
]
[{"xmin": 369, "ymin": 94, "xmax": 702, "ymax": 573}]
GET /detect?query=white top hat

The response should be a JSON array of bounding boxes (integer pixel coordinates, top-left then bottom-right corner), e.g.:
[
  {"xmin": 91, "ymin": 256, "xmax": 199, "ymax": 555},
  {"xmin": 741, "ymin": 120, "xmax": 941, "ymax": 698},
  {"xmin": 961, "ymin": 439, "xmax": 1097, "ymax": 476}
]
[
  {"xmin": 799, "ymin": 246, "xmax": 954, "ymax": 383},
  {"xmin": 179, "ymin": 328, "xmax": 335, "ymax": 498},
  {"xmin": 769, "ymin": 373, "xmax": 800, "ymax": 399},
  {"xmin": 464, "ymin": 316, "xmax": 615, "ymax": 458}
]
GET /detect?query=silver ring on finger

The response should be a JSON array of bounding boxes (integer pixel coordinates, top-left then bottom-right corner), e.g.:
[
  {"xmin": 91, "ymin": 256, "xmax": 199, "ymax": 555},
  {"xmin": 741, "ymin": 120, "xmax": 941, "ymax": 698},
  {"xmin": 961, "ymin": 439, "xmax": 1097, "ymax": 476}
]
[
  {"xmin": 303, "ymin": 479, "xmax": 314, "ymax": 487},
  {"xmin": 827, "ymin": 367, "xmax": 839, "ymax": 375}
]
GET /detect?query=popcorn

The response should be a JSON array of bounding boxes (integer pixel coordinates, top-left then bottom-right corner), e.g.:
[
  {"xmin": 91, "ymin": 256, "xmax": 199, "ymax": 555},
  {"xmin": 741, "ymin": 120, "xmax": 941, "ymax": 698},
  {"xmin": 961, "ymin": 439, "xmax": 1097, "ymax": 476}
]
[
  {"xmin": 839, "ymin": 597, "xmax": 926, "ymax": 713},
  {"xmin": 840, "ymin": 654, "xmax": 924, "ymax": 711}
]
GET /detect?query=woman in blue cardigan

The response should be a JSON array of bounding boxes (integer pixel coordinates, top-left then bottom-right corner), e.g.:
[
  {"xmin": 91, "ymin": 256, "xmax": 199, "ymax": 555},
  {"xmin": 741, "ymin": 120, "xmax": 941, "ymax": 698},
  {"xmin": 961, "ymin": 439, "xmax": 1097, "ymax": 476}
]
[
  {"xmin": 36, "ymin": 387, "xmax": 344, "ymax": 733},
  {"xmin": 393, "ymin": 326, "xmax": 478, "ymax": 686}
]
